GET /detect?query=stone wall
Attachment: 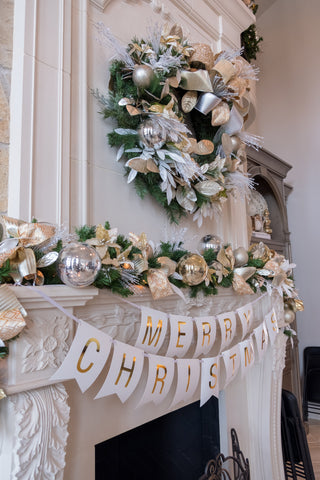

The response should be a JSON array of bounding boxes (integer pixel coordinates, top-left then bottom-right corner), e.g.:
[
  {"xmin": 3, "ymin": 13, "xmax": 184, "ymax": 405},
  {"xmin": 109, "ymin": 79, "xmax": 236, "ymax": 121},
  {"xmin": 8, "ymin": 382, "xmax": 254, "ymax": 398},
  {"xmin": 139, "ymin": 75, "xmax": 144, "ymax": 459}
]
[{"xmin": 0, "ymin": 0, "xmax": 14, "ymax": 214}]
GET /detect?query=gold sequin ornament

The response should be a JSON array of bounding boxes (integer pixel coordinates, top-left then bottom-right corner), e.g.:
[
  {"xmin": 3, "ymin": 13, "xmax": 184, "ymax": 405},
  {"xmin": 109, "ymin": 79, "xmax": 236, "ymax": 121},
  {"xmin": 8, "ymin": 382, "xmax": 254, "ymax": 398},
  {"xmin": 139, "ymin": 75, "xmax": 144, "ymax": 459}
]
[{"xmin": 189, "ymin": 43, "xmax": 215, "ymax": 71}]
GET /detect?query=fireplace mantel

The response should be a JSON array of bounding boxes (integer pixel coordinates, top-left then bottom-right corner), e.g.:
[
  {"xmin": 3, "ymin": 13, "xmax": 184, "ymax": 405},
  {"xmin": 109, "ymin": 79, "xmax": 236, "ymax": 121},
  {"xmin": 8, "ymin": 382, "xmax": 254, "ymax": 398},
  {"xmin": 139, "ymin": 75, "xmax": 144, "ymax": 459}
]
[{"xmin": 0, "ymin": 285, "xmax": 287, "ymax": 479}]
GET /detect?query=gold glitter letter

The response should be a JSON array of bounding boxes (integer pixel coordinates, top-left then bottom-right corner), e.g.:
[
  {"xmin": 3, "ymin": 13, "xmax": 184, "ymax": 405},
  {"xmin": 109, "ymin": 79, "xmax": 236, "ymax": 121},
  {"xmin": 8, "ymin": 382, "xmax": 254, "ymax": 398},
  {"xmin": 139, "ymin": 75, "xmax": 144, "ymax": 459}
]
[
  {"xmin": 142, "ymin": 315, "xmax": 163, "ymax": 347},
  {"xmin": 176, "ymin": 321, "xmax": 186, "ymax": 348},
  {"xmin": 115, "ymin": 353, "xmax": 136, "ymax": 388},
  {"xmin": 152, "ymin": 364, "xmax": 167, "ymax": 394},
  {"xmin": 76, "ymin": 338, "xmax": 100, "ymax": 373},
  {"xmin": 202, "ymin": 322, "xmax": 211, "ymax": 347}
]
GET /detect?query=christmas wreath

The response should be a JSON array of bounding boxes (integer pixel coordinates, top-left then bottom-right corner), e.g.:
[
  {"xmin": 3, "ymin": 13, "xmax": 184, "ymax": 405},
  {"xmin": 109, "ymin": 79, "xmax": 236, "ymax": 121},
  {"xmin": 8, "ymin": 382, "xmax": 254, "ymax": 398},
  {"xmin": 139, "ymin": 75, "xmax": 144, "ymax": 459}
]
[{"xmin": 94, "ymin": 23, "xmax": 261, "ymax": 225}]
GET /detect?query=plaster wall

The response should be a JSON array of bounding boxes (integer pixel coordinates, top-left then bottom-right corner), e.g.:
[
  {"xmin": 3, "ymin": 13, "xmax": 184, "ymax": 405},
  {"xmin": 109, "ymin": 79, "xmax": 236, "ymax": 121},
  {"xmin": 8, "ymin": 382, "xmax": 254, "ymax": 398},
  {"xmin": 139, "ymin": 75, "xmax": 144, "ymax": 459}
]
[{"xmin": 252, "ymin": 0, "xmax": 320, "ymax": 369}]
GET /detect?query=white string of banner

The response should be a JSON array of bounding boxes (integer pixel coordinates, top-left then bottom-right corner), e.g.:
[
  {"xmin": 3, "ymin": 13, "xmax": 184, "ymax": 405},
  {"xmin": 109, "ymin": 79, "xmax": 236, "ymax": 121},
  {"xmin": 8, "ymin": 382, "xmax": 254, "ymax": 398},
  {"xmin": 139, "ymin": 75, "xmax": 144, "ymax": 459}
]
[{"xmin": 28, "ymin": 287, "xmax": 280, "ymax": 407}]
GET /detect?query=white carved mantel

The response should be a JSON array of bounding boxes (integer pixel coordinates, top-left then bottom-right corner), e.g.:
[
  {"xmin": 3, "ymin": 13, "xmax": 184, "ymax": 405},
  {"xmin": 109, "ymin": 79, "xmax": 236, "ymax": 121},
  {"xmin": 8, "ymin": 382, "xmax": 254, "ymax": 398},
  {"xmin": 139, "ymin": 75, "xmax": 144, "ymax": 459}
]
[{"xmin": 0, "ymin": 286, "xmax": 287, "ymax": 479}]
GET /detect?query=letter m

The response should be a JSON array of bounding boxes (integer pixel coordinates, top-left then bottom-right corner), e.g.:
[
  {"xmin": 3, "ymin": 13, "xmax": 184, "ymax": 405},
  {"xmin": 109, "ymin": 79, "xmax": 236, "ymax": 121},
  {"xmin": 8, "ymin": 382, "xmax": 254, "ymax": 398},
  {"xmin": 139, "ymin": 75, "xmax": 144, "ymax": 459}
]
[{"xmin": 142, "ymin": 316, "xmax": 163, "ymax": 347}]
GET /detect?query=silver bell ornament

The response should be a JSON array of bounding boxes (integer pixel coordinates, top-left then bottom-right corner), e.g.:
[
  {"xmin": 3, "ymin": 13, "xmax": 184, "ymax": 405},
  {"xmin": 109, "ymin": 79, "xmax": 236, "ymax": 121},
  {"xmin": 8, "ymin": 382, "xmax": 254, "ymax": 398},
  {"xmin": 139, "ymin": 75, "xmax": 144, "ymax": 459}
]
[
  {"xmin": 178, "ymin": 253, "xmax": 208, "ymax": 286},
  {"xmin": 138, "ymin": 119, "xmax": 166, "ymax": 149},
  {"xmin": 198, "ymin": 234, "xmax": 222, "ymax": 254},
  {"xmin": 233, "ymin": 247, "xmax": 249, "ymax": 267},
  {"xmin": 57, "ymin": 242, "xmax": 101, "ymax": 288},
  {"xmin": 132, "ymin": 64, "xmax": 155, "ymax": 89}
]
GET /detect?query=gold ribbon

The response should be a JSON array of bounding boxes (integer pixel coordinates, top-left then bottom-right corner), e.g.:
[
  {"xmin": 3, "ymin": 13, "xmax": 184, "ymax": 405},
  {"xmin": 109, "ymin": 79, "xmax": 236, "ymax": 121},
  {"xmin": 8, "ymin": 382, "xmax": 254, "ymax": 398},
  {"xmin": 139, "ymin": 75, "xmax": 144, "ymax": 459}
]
[
  {"xmin": 1, "ymin": 215, "xmax": 56, "ymax": 248},
  {"xmin": 0, "ymin": 284, "xmax": 27, "ymax": 341},
  {"xmin": 180, "ymin": 70, "xmax": 213, "ymax": 92},
  {"xmin": 232, "ymin": 273, "xmax": 254, "ymax": 295},
  {"xmin": 147, "ymin": 268, "xmax": 174, "ymax": 300}
]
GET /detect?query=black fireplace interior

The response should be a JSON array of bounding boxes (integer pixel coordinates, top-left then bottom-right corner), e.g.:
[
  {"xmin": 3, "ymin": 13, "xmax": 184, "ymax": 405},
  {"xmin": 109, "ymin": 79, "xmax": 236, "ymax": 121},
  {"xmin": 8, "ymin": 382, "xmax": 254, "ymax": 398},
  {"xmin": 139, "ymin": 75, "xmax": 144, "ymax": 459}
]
[{"xmin": 95, "ymin": 397, "xmax": 220, "ymax": 480}]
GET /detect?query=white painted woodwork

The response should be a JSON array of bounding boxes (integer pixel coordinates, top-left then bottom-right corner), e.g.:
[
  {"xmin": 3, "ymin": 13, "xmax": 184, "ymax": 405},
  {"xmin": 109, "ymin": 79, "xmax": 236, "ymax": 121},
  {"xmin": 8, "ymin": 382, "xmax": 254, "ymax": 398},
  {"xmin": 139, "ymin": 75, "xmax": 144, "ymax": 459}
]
[{"xmin": 0, "ymin": 285, "xmax": 286, "ymax": 480}]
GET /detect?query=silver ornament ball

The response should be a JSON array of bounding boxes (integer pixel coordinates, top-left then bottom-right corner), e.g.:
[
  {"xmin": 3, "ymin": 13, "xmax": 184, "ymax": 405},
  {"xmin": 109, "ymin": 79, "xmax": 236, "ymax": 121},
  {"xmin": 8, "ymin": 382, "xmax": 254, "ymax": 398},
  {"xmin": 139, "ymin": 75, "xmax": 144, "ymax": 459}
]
[
  {"xmin": 233, "ymin": 246, "xmax": 249, "ymax": 267},
  {"xmin": 178, "ymin": 253, "xmax": 208, "ymax": 286},
  {"xmin": 57, "ymin": 242, "xmax": 101, "ymax": 288},
  {"xmin": 138, "ymin": 119, "xmax": 166, "ymax": 149},
  {"xmin": 198, "ymin": 234, "xmax": 222, "ymax": 254},
  {"xmin": 132, "ymin": 64, "xmax": 155, "ymax": 89}
]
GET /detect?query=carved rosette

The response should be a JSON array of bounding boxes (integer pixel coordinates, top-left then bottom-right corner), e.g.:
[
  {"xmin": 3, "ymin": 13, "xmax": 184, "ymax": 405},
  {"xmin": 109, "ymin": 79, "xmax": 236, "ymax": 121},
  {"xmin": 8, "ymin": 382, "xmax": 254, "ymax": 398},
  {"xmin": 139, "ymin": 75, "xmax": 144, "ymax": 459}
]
[
  {"xmin": 9, "ymin": 383, "xmax": 70, "ymax": 480},
  {"xmin": 21, "ymin": 315, "xmax": 72, "ymax": 373}
]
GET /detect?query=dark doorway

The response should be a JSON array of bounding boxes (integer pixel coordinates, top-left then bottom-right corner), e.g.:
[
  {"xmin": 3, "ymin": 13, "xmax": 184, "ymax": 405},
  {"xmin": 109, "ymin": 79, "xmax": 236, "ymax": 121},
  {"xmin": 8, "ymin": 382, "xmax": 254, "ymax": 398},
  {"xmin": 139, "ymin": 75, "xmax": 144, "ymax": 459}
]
[{"xmin": 95, "ymin": 397, "xmax": 219, "ymax": 480}]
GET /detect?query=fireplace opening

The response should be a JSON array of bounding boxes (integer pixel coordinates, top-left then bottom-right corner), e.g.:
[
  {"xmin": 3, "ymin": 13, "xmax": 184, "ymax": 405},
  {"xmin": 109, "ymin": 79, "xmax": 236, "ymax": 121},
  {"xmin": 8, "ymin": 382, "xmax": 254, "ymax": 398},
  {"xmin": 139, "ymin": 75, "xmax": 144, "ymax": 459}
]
[{"xmin": 95, "ymin": 397, "xmax": 219, "ymax": 480}]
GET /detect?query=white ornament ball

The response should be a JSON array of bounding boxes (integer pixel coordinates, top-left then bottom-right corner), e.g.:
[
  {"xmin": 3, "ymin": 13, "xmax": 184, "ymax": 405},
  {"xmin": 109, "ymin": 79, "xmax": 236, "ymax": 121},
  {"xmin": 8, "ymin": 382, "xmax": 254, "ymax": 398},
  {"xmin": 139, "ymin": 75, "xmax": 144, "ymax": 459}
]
[
  {"xmin": 57, "ymin": 242, "xmax": 101, "ymax": 288},
  {"xmin": 198, "ymin": 234, "xmax": 222, "ymax": 254},
  {"xmin": 284, "ymin": 305, "xmax": 296, "ymax": 324},
  {"xmin": 233, "ymin": 247, "xmax": 249, "ymax": 267},
  {"xmin": 132, "ymin": 64, "xmax": 155, "ymax": 89},
  {"xmin": 138, "ymin": 119, "xmax": 166, "ymax": 149}
]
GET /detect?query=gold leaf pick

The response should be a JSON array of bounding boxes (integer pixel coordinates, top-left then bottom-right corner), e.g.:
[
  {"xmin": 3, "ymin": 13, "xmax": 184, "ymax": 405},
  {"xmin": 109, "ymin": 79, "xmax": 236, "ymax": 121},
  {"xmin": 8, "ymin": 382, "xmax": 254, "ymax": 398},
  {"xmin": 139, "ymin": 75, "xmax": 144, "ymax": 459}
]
[
  {"xmin": 194, "ymin": 180, "xmax": 223, "ymax": 197},
  {"xmin": 192, "ymin": 139, "xmax": 214, "ymax": 155},
  {"xmin": 147, "ymin": 158, "xmax": 159, "ymax": 173},
  {"xmin": 294, "ymin": 299, "xmax": 304, "ymax": 311},
  {"xmin": 211, "ymin": 102, "xmax": 231, "ymax": 126},
  {"xmin": 181, "ymin": 91, "xmax": 198, "ymax": 113},
  {"xmin": 127, "ymin": 158, "xmax": 148, "ymax": 173},
  {"xmin": 126, "ymin": 105, "xmax": 142, "ymax": 116}
]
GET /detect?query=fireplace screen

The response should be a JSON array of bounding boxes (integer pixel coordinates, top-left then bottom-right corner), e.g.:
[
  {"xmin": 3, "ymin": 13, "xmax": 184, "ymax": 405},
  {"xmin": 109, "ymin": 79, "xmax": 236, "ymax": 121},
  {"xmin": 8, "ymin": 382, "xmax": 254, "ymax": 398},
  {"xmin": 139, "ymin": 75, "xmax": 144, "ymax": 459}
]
[{"xmin": 95, "ymin": 397, "xmax": 219, "ymax": 480}]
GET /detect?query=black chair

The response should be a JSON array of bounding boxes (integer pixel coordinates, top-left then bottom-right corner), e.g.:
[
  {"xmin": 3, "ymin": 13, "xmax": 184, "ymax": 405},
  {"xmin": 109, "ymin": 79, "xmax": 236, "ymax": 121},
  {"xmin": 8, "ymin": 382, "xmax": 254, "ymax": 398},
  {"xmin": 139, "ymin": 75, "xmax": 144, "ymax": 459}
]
[
  {"xmin": 281, "ymin": 389, "xmax": 315, "ymax": 480},
  {"xmin": 199, "ymin": 428, "xmax": 250, "ymax": 480},
  {"xmin": 303, "ymin": 347, "xmax": 320, "ymax": 422}
]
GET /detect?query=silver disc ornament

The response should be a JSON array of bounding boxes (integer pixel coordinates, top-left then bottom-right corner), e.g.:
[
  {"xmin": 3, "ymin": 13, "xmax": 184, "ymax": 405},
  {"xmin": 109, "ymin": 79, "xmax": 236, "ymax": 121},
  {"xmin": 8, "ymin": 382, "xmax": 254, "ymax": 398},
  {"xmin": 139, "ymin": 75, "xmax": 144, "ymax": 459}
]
[
  {"xmin": 57, "ymin": 242, "xmax": 101, "ymax": 288},
  {"xmin": 198, "ymin": 234, "xmax": 222, "ymax": 254},
  {"xmin": 138, "ymin": 119, "xmax": 166, "ymax": 149},
  {"xmin": 178, "ymin": 253, "xmax": 208, "ymax": 286},
  {"xmin": 132, "ymin": 64, "xmax": 155, "ymax": 89}
]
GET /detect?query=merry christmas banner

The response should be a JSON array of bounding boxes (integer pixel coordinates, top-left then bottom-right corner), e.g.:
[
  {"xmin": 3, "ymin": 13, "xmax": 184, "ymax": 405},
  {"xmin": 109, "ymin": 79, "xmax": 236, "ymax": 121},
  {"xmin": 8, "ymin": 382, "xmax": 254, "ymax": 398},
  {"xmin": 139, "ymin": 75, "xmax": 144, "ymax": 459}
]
[{"xmin": 51, "ymin": 295, "xmax": 281, "ymax": 407}]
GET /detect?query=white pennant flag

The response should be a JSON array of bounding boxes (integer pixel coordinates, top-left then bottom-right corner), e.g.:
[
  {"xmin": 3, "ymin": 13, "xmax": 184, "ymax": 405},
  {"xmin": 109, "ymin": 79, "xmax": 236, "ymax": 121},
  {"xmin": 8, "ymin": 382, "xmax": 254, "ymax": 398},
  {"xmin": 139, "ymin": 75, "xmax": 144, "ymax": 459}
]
[
  {"xmin": 51, "ymin": 321, "xmax": 112, "ymax": 393},
  {"xmin": 222, "ymin": 344, "xmax": 241, "ymax": 388},
  {"xmin": 217, "ymin": 311, "xmax": 237, "ymax": 352},
  {"xmin": 135, "ymin": 307, "xmax": 168, "ymax": 354},
  {"xmin": 138, "ymin": 354, "xmax": 175, "ymax": 406},
  {"xmin": 193, "ymin": 316, "xmax": 217, "ymax": 358},
  {"xmin": 200, "ymin": 356, "xmax": 220, "ymax": 407},
  {"xmin": 239, "ymin": 337, "xmax": 255, "ymax": 377},
  {"xmin": 170, "ymin": 359, "xmax": 200, "ymax": 409},
  {"xmin": 95, "ymin": 340, "xmax": 144, "ymax": 403},
  {"xmin": 253, "ymin": 321, "xmax": 269, "ymax": 362},
  {"xmin": 265, "ymin": 308, "xmax": 279, "ymax": 345},
  {"xmin": 166, "ymin": 314, "xmax": 193, "ymax": 358},
  {"xmin": 236, "ymin": 303, "xmax": 253, "ymax": 339}
]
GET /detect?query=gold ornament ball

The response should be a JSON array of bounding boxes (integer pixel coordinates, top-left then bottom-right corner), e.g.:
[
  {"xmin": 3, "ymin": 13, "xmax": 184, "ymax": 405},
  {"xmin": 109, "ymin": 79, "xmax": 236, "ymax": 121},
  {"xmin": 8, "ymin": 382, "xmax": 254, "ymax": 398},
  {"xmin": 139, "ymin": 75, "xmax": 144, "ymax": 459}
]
[
  {"xmin": 198, "ymin": 234, "xmax": 222, "ymax": 254},
  {"xmin": 284, "ymin": 306, "xmax": 296, "ymax": 324},
  {"xmin": 178, "ymin": 253, "xmax": 208, "ymax": 286},
  {"xmin": 132, "ymin": 64, "xmax": 155, "ymax": 89},
  {"xmin": 233, "ymin": 247, "xmax": 249, "ymax": 267}
]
